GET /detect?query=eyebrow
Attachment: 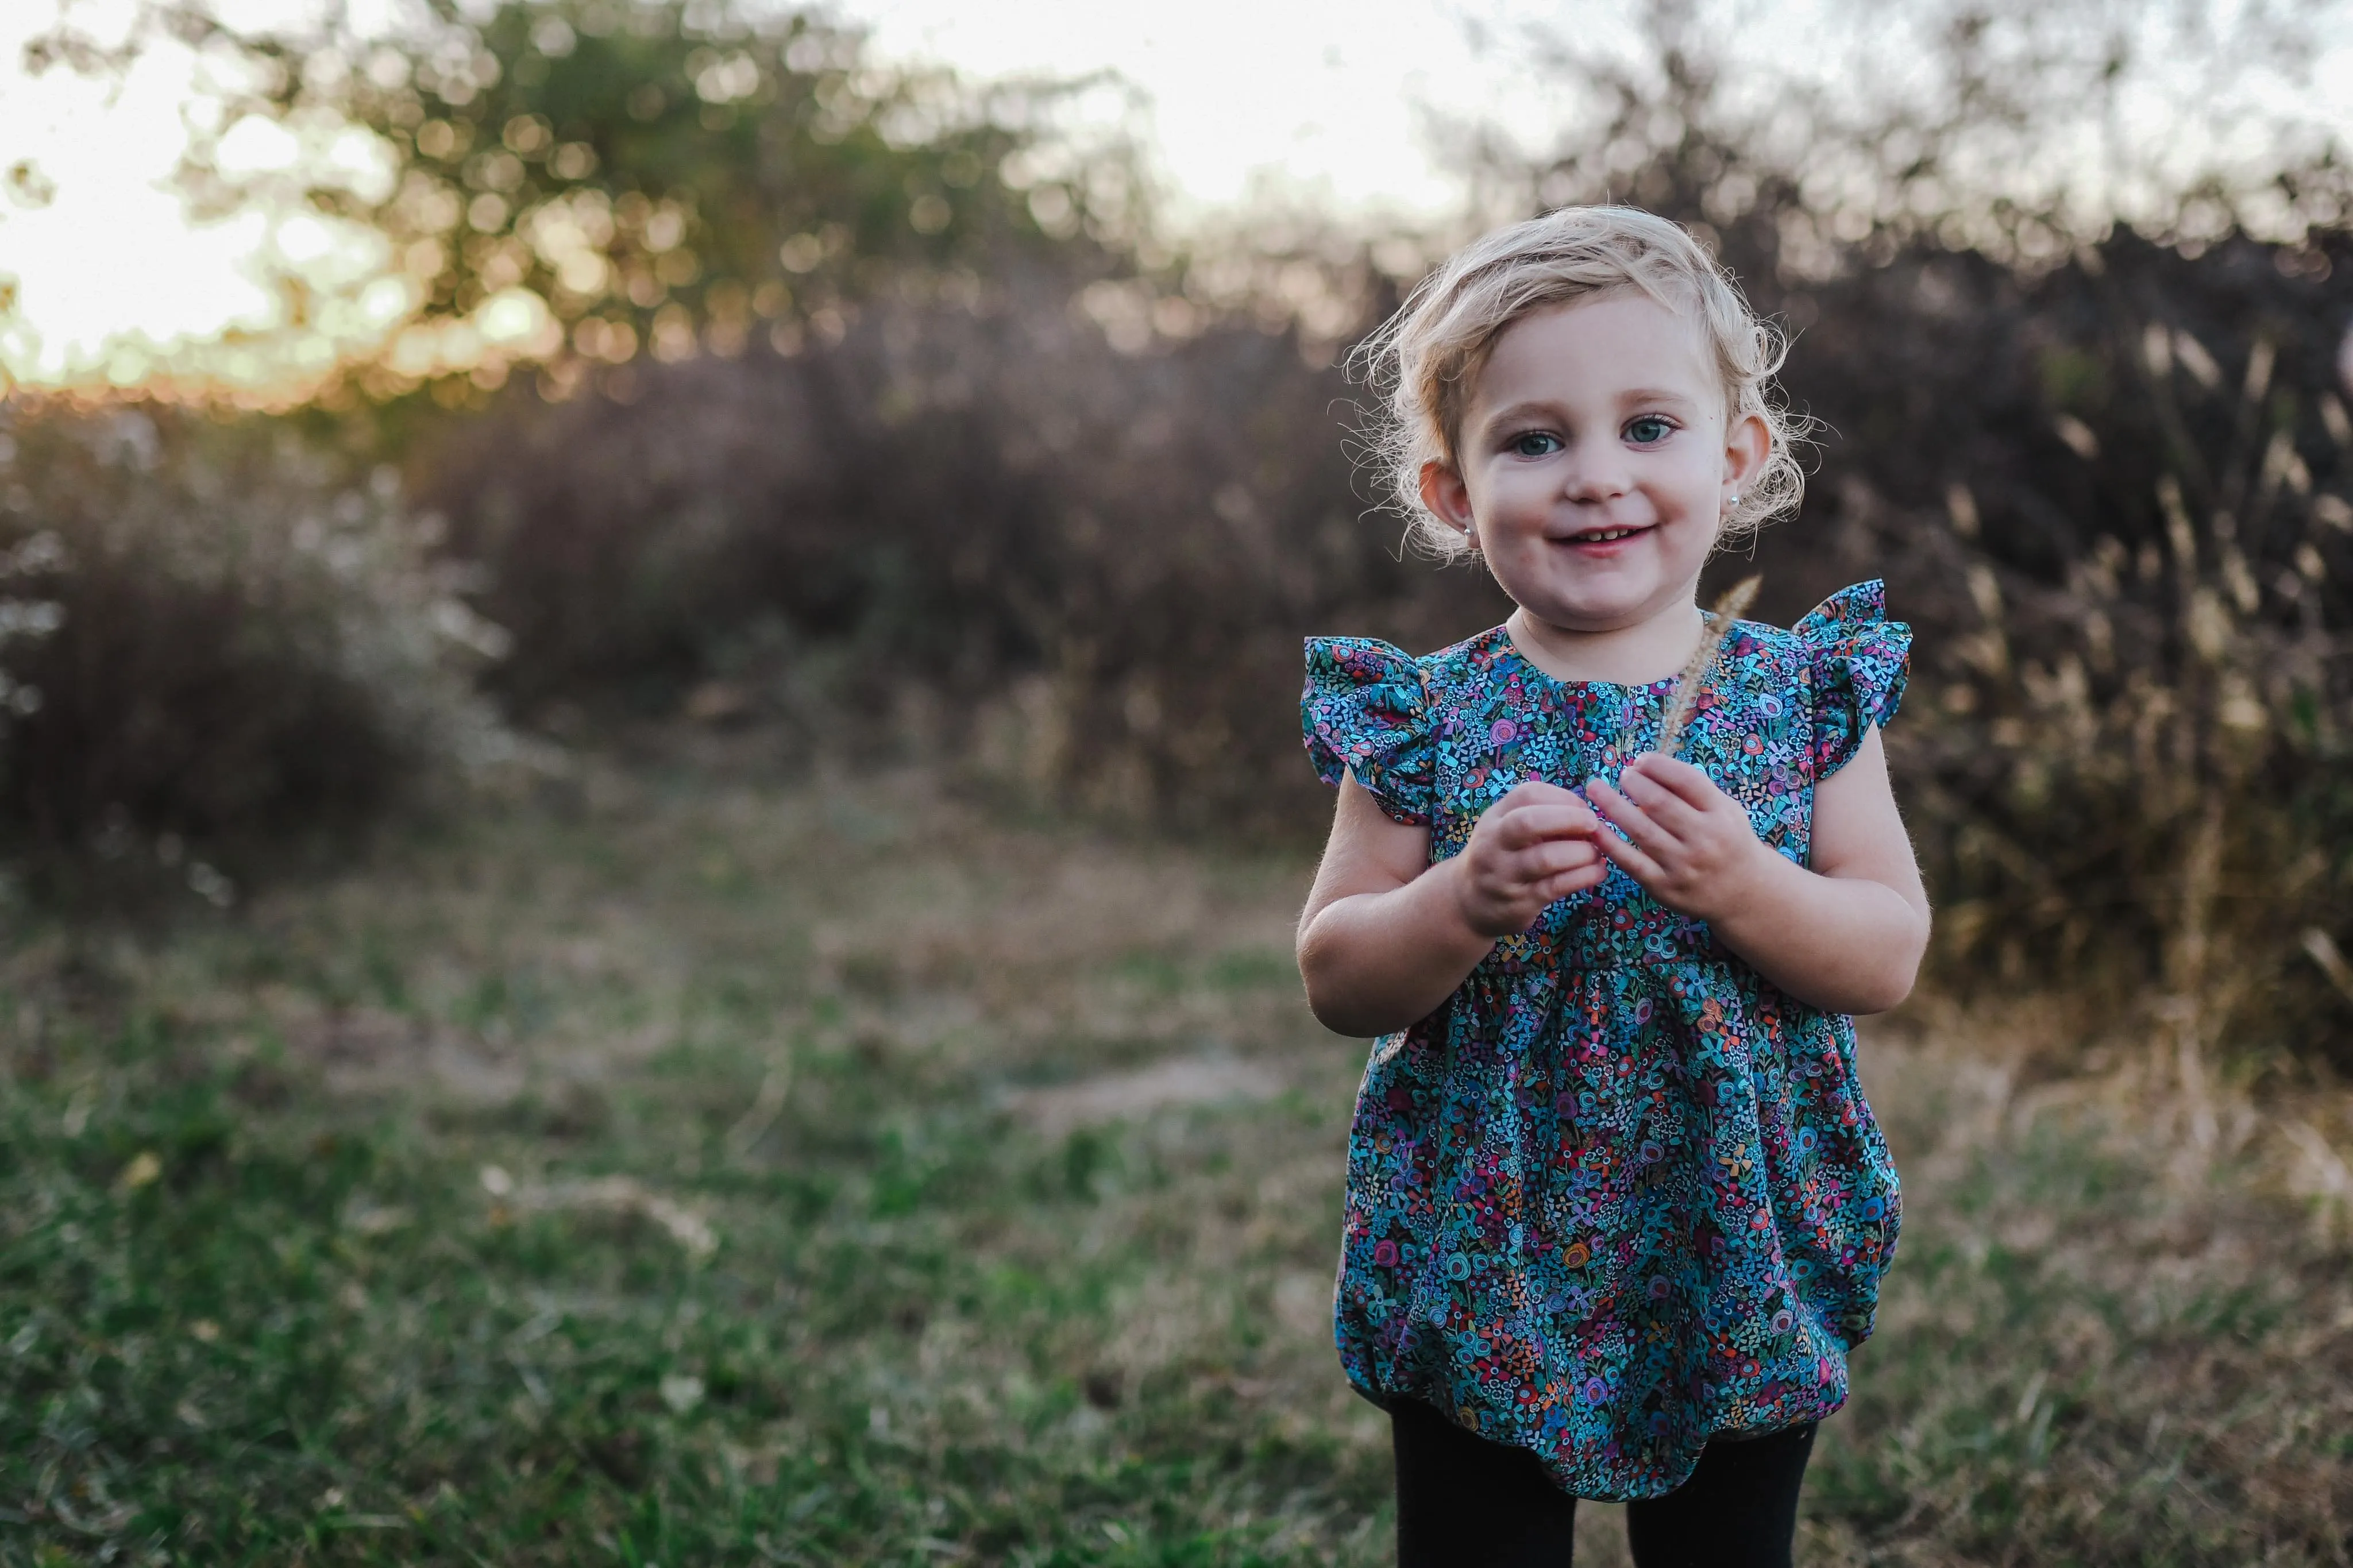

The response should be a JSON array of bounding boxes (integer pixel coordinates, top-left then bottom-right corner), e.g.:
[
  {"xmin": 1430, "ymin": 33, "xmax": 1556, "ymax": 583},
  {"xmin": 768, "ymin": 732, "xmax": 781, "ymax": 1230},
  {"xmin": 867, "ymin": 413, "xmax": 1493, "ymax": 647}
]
[
  {"xmin": 1479, "ymin": 389, "xmax": 1703, "ymax": 427},
  {"xmin": 1614, "ymin": 388, "xmax": 1702, "ymax": 408}
]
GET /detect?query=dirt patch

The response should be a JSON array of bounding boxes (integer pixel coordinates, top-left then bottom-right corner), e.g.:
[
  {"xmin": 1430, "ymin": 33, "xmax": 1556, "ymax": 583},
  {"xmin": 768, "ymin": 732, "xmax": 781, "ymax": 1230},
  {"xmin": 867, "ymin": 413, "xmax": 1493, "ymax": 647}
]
[
  {"xmin": 283, "ymin": 1005, "xmax": 526, "ymax": 1106},
  {"xmin": 1004, "ymin": 1053, "xmax": 1285, "ymax": 1137}
]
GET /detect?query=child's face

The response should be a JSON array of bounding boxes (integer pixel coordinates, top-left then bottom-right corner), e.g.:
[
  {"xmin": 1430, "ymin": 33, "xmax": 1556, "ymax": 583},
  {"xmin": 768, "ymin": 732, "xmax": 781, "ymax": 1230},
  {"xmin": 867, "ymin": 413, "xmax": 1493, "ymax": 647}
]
[{"xmin": 1420, "ymin": 291, "xmax": 1767, "ymax": 637}]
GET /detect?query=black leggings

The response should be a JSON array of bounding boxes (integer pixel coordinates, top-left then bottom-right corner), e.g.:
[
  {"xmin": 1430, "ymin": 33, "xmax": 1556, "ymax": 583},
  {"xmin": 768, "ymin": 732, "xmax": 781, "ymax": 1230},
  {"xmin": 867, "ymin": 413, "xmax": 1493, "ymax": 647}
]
[{"xmin": 1390, "ymin": 1397, "xmax": 1816, "ymax": 1568}]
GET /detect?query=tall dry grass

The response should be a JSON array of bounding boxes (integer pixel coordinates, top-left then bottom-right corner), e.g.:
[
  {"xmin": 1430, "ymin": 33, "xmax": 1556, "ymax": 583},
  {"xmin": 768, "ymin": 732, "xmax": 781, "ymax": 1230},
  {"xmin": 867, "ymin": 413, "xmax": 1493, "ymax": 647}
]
[
  {"xmin": 415, "ymin": 272, "xmax": 1500, "ymax": 834},
  {"xmin": 2, "ymin": 753, "xmax": 2347, "ymax": 1562},
  {"xmin": 16, "ymin": 0, "xmax": 2353, "ymax": 1069},
  {"xmin": 1826, "ymin": 256, "xmax": 2353, "ymax": 1071},
  {"xmin": 0, "ymin": 401, "xmax": 526, "ymax": 898},
  {"xmin": 399, "ymin": 221, "xmax": 2353, "ymax": 1063}
]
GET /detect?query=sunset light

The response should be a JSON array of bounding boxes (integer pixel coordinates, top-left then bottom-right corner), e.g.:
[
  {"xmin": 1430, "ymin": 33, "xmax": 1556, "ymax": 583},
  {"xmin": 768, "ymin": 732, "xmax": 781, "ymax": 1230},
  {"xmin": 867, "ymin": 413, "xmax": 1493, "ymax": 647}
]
[
  {"xmin": 7, "ymin": 0, "xmax": 2353, "ymax": 1559},
  {"xmin": 12, "ymin": 0, "xmax": 2347, "ymax": 401}
]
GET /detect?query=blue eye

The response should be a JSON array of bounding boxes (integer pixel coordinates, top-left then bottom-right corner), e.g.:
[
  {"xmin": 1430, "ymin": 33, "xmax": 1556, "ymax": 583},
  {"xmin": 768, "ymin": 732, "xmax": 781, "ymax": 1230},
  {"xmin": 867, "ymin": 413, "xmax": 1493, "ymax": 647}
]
[
  {"xmin": 1511, "ymin": 431, "xmax": 1562, "ymax": 457},
  {"xmin": 1626, "ymin": 416, "xmax": 1674, "ymax": 445}
]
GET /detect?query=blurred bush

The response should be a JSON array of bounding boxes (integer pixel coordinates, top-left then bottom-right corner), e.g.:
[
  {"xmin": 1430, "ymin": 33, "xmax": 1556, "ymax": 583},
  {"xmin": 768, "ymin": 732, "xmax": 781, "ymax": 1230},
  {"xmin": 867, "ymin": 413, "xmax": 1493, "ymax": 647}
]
[
  {"xmin": 421, "ymin": 233, "xmax": 2353, "ymax": 1062},
  {"xmin": 0, "ymin": 402, "xmax": 517, "ymax": 898},
  {"xmin": 36, "ymin": 0, "xmax": 2353, "ymax": 1058},
  {"xmin": 406, "ymin": 1, "xmax": 2353, "ymax": 1060},
  {"xmin": 1775, "ymin": 237, "xmax": 2353, "ymax": 1064},
  {"xmin": 1478, "ymin": 17, "xmax": 2353, "ymax": 1064},
  {"xmin": 421, "ymin": 265, "xmax": 1498, "ymax": 832},
  {"xmin": 179, "ymin": 0, "xmax": 1143, "ymax": 416}
]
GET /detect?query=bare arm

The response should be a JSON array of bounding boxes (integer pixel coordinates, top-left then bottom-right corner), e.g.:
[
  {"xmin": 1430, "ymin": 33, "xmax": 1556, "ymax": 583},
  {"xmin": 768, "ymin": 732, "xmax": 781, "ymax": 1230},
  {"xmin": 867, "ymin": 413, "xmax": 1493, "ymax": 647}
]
[
  {"xmin": 1582, "ymin": 725, "xmax": 1930, "ymax": 1014},
  {"xmin": 1295, "ymin": 778, "xmax": 1608, "ymax": 1038}
]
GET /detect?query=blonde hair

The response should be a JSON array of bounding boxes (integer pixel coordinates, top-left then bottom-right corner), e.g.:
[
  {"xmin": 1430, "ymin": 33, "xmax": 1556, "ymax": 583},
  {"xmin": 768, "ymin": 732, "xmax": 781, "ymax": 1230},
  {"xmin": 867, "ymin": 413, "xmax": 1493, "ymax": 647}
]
[{"xmin": 1353, "ymin": 206, "xmax": 1807, "ymax": 561}]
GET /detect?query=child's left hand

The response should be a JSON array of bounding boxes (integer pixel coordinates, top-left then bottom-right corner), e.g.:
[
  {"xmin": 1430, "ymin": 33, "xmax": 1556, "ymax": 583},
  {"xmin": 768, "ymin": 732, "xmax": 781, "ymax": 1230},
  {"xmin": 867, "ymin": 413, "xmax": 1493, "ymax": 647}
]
[{"xmin": 1581, "ymin": 754, "xmax": 1774, "ymax": 922}]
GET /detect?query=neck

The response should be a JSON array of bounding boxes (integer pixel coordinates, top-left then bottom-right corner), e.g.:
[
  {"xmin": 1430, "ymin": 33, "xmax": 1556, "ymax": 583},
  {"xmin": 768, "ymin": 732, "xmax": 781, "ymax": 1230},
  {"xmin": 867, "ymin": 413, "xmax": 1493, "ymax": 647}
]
[{"xmin": 1505, "ymin": 594, "xmax": 1707, "ymax": 685}]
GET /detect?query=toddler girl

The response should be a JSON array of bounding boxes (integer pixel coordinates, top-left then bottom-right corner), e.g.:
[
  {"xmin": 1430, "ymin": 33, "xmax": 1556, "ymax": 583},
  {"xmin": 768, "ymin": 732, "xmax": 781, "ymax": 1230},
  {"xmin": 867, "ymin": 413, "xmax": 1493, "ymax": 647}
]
[{"xmin": 1296, "ymin": 207, "xmax": 1928, "ymax": 1566}]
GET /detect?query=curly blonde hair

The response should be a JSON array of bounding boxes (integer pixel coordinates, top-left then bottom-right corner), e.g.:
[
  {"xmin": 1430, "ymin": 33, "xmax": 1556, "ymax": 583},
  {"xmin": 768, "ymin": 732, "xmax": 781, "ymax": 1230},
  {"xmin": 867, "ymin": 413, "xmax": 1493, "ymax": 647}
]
[{"xmin": 1353, "ymin": 206, "xmax": 1807, "ymax": 561}]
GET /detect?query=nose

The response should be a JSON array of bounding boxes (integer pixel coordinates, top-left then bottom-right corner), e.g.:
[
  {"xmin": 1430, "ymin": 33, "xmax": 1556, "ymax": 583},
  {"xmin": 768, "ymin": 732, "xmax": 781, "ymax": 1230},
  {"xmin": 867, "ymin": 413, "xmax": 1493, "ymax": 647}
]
[{"xmin": 1558, "ymin": 433, "xmax": 1632, "ymax": 505}]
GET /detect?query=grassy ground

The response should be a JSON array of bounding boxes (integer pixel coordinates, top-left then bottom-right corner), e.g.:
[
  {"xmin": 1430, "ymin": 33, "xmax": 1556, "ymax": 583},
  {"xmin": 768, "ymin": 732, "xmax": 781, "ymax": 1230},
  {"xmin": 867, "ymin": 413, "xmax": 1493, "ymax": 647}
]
[{"xmin": 2, "ymin": 740, "xmax": 2350, "ymax": 1566}]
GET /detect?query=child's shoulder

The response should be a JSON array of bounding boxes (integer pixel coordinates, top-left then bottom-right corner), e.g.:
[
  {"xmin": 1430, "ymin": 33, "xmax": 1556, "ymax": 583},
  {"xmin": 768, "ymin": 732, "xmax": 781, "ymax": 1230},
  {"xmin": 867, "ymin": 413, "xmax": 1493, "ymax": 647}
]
[
  {"xmin": 1723, "ymin": 613, "xmax": 1815, "ymax": 675},
  {"xmin": 1418, "ymin": 615, "xmax": 1823, "ymax": 690},
  {"xmin": 1310, "ymin": 581, "xmax": 1903, "ymax": 699},
  {"xmin": 1732, "ymin": 581, "xmax": 1907, "ymax": 675},
  {"xmin": 1305, "ymin": 624, "xmax": 1515, "ymax": 696},
  {"xmin": 1410, "ymin": 624, "xmax": 1517, "ymax": 688},
  {"xmin": 1733, "ymin": 582, "xmax": 1914, "ymax": 769}
]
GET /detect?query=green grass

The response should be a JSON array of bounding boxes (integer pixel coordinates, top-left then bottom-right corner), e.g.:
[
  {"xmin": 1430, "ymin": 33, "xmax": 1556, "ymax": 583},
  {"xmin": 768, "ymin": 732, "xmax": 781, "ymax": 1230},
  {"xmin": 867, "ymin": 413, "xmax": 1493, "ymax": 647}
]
[{"xmin": 2, "ymin": 750, "xmax": 2348, "ymax": 1565}]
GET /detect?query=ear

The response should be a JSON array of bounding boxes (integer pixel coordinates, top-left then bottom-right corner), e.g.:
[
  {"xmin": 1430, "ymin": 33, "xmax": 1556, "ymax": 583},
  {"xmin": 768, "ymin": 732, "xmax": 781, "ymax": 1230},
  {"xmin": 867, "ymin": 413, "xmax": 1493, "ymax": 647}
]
[
  {"xmin": 1722, "ymin": 411, "xmax": 1769, "ymax": 497},
  {"xmin": 1418, "ymin": 459, "xmax": 1475, "ymax": 537}
]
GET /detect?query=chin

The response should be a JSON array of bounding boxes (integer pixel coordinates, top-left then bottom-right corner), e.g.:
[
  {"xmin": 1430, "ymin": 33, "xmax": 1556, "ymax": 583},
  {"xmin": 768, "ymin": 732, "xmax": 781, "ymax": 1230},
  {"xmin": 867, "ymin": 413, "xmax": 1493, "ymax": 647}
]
[
  {"xmin": 1525, "ymin": 592, "xmax": 1664, "ymax": 631},
  {"xmin": 1532, "ymin": 569, "xmax": 1674, "ymax": 612}
]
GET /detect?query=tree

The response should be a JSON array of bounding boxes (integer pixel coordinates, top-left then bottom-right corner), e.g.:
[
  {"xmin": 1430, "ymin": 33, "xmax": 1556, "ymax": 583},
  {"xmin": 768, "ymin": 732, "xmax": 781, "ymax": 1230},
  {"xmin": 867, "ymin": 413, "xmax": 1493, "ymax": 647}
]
[{"xmin": 161, "ymin": 0, "xmax": 1144, "ymax": 407}]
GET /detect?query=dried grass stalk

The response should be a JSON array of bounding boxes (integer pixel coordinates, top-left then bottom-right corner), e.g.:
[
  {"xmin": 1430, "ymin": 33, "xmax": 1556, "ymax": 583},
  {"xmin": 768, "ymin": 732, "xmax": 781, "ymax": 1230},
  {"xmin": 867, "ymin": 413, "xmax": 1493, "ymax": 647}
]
[{"xmin": 1654, "ymin": 574, "xmax": 1762, "ymax": 758}]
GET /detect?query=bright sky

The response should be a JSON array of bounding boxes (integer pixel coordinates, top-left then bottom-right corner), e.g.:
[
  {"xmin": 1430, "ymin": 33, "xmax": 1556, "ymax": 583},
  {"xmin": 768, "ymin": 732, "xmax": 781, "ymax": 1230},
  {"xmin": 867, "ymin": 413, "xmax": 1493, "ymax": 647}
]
[
  {"xmin": 838, "ymin": 0, "xmax": 1576, "ymax": 225},
  {"xmin": 1, "ymin": 9, "xmax": 261, "ymax": 384},
  {"xmin": 0, "ymin": 0, "xmax": 417, "ymax": 388},
  {"xmin": 842, "ymin": 0, "xmax": 2353, "ymax": 229},
  {"xmin": 4, "ymin": 0, "xmax": 2351, "ymax": 391}
]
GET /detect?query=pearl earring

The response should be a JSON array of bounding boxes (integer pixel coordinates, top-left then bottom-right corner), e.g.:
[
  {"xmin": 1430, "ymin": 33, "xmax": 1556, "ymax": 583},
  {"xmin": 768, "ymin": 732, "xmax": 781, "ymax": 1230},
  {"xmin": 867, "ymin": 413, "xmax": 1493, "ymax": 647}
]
[{"xmin": 1727, "ymin": 491, "xmax": 1741, "ymax": 508}]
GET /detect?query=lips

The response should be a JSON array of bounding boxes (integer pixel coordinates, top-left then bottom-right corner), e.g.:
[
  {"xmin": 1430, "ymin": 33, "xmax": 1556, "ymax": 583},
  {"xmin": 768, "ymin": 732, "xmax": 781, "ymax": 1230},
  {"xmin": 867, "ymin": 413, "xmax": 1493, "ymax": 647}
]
[{"xmin": 1561, "ymin": 523, "xmax": 1653, "ymax": 545}]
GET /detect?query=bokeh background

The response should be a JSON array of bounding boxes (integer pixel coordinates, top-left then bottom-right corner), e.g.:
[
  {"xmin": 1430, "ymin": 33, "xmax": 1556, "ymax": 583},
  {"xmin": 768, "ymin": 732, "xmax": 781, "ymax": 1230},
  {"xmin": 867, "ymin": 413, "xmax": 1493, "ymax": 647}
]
[{"xmin": 4, "ymin": 0, "xmax": 2353, "ymax": 1562}]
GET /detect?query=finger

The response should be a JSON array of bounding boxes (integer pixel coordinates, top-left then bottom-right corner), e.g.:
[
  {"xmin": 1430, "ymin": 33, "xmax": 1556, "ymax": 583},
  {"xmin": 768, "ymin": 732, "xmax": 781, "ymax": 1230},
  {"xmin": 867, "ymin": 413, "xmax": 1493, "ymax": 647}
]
[
  {"xmin": 1491, "ymin": 778, "xmax": 1586, "ymax": 816},
  {"xmin": 1625, "ymin": 753, "xmax": 1721, "ymax": 810},
  {"xmin": 1544, "ymin": 836, "xmax": 1601, "ymax": 868},
  {"xmin": 1513, "ymin": 837, "xmax": 1600, "ymax": 881},
  {"xmin": 1584, "ymin": 777, "xmax": 1667, "ymax": 855},
  {"xmin": 1491, "ymin": 802, "xmax": 1600, "ymax": 849},
  {"xmin": 1589, "ymin": 819, "xmax": 1664, "ymax": 886},
  {"xmin": 1490, "ymin": 848, "xmax": 1586, "ymax": 906},
  {"xmin": 1488, "ymin": 797, "xmax": 1589, "ymax": 849},
  {"xmin": 1615, "ymin": 766, "xmax": 1707, "ymax": 837},
  {"xmin": 1534, "ymin": 861, "xmax": 1608, "ymax": 901},
  {"xmin": 1514, "ymin": 778, "xmax": 1588, "ymax": 807}
]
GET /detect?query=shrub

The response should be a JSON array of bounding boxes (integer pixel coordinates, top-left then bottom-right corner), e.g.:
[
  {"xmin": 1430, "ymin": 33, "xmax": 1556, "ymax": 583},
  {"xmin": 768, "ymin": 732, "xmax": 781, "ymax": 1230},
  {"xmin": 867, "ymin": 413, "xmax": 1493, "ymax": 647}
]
[
  {"xmin": 175, "ymin": 0, "xmax": 1142, "ymax": 410},
  {"xmin": 422, "ymin": 272, "xmax": 1503, "ymax": 834},
  {"xmin": 1505, "ymin": 96, "xmax": 2353, "ymax": 1059},
  {"xmin": 1789, "ymin": 237, "xmax": 2353, "ymax": 1068},
  {"xmin": 113, "ymin": 0, "xmax": 2353, "ymax": 1057},
  {"xmin": 0, "ymin": 400, "xmax": 519, "ymax": 897},
  {"xmin": 428, "ymin": 200, "xmax": 2353, "ymax": 1065}
]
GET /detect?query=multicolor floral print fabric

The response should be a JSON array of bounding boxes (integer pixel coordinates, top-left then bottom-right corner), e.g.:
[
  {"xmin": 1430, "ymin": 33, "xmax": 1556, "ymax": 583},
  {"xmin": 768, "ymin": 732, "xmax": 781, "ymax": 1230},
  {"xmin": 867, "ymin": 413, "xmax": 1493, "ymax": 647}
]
[{"xmin": 1300, "ymin": 581, "xmax": 1910, "ymax": 1500}]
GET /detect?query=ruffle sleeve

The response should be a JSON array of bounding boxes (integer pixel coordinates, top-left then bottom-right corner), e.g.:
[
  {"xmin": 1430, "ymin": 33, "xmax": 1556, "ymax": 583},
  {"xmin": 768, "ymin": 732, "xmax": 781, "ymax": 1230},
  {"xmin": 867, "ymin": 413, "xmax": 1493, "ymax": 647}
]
[
  {"xmin": 1795, "ymin": 581, "xmax": 1911, "ymax": 780},
  {"xmin": 1303, "ymin": 637, "xmax": 1434, "ymax": 826}
]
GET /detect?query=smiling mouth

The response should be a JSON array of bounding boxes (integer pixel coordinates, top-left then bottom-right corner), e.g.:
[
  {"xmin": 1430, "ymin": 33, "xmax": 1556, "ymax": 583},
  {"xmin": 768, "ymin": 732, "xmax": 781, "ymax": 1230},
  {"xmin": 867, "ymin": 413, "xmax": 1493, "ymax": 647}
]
[{"xmin": 1563, "ymin": 524, "xmax": 1651, "ymax": 544}]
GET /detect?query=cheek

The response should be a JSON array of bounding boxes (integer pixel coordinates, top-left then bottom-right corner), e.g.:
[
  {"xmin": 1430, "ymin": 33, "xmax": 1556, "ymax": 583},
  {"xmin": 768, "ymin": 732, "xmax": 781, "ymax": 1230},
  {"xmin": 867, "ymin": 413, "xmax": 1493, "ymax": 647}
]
[
  {"xmin": 1660, "ymin": 449, "xmax": 1726, "ymax": 500},
  {"xmin": 1648, "ymin": 465, "xmax": 1729, "ymax": 535},
  {"xmin": 1465, "ymin": 468, "xmax": 1545, "ymax": 528}
]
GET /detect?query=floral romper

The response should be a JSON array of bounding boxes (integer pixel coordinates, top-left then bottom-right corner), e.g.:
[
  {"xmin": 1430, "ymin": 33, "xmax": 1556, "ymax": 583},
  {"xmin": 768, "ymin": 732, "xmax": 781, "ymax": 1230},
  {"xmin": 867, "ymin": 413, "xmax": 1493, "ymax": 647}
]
[{"xmin": 1300, "ymin": 581, "xmax": 1910, "ymax": 1500}]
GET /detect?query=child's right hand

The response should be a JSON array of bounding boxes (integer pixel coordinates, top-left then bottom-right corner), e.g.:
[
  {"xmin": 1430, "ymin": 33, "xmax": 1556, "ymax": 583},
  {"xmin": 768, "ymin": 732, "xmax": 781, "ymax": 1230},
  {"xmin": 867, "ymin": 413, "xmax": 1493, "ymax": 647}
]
[{"xmin": 1448, "ymin": 782, "xmax": 1606, "ymax": 937}]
